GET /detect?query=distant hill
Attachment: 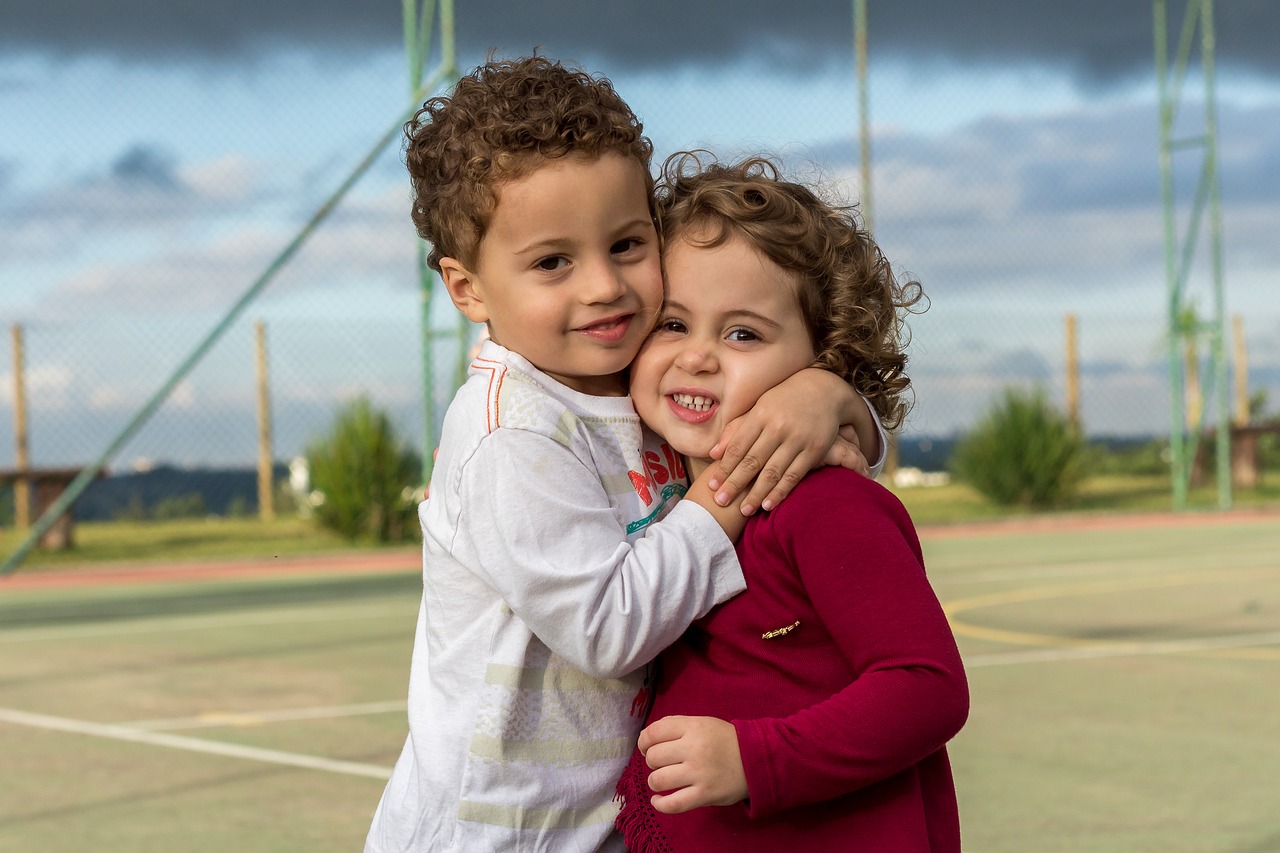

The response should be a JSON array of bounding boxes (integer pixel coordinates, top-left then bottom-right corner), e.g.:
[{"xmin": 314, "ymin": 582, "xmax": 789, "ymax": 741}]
[
  {"xmin": 69, "ymin": 440, "xmax": 963, "ymax": 522},
  {"xmin": 54, "ymin": 434, "xmax": 1156, "ymax": 522},
  {"xmin": 74, "ymin": 464, "xmax": 289, "ymax": 521}
]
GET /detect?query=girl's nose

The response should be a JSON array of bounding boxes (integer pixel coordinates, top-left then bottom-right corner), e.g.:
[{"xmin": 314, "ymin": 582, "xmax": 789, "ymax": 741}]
[{"xmin": 676, "ymin": 342, "xmax": 716, "ymax": 373}]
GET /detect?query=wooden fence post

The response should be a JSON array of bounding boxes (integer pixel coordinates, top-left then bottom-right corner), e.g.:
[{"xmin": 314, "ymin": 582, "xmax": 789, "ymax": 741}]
[
  {"xmin": 1065, "ymin": 313, "xmax": 1080, "ymax": 427},
  {"xmin": 255, "ymin": 321, "xmax": 275, "ymax": 521},
  {"xmin": 11, "ymin": 324, "xmax": 30, "ymax": 530}
]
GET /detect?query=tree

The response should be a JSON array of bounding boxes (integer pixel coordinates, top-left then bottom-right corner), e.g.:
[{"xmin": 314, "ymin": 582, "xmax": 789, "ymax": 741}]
[
  {"xmin": 951, "ymin": 386, "xmax": 1085, "ymax": 508},
  {"xmin": 306, "ymin": 398, "xmax": 422, "ymax": 541}
]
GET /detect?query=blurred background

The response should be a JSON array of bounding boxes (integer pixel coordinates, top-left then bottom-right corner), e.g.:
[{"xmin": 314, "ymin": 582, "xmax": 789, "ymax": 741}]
[{"xmin": 3, "ymin": 0, "xmax": 1279, "ymax": 540}]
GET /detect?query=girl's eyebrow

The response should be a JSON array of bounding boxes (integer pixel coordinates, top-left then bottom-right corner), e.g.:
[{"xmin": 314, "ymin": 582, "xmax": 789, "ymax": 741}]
[{"xmin": 663, "ymin": 299, "xmax": 783, "ymax": 331}]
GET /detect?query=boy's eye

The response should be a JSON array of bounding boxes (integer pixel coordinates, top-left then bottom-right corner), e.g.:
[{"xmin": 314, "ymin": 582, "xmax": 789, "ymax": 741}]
[
  {"xmin": 726, "ymin": 327, "xmax": 760, "ymax": 343},
  {"xmin": 610, "ymin": 237, "xmax": 643, "ymax": 255},
  {"xmin": 535, "ymin": 256, "xmax": 569, "ymax": 272},
  {"xmin": 657, "ymin": 318, "xmax": 687, "ymax": 334}
]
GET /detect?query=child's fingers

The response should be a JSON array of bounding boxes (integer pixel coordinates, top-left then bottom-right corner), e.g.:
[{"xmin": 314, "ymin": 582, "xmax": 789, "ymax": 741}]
[
  {"xmin": 645, "ymin": 762, "xmax": 689, "ymax": 794},
  {"xmin": 707, "ymin": 421, "xmax": 767, "ymax": 491},
  {"xmin": 753, "ymin": 456, "xmax": 811, "ymax": 513},
  {"xmin": 823, "ymin": 435, "xmax": 870, "ymax": 477},
  {"xmin": 649, "ymin": 785, "xmax": 706, "ymax": 815},
  {"xmin": 637, "ymin": 716, "xmax": 684, "ymax": 755},
  {"xmin": 641, "ymin": 738, "xmax": 685, "ymax": 772},
  {"xmin": 711, "ymin": 437, "xmax": 783, "ymax": 510}
]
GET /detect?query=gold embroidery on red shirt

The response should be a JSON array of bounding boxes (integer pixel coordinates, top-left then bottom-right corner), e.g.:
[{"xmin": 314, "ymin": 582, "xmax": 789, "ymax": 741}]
[{"xmin": 761, "ymin": 620, "xmax": 801, "ymax": 640}]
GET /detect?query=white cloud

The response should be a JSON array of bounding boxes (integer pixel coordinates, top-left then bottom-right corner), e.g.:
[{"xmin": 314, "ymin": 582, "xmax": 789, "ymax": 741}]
[
  {"xmin": 180, "ymin": 154, "xmax": 259, "ymax": 201},
  {"xmin": 0, "ymin": 363, "xmax": 74, "ymax": 407}
]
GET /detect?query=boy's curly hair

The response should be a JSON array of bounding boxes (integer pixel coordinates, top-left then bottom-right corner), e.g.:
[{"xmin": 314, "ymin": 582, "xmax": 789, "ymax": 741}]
[
  {"xmin": 404, "ymin": 56, "xmax": 655, "ymax": 271},
  {"xmin": 655, "ymin": 152, "xmax": 924, "ymax": 430}
]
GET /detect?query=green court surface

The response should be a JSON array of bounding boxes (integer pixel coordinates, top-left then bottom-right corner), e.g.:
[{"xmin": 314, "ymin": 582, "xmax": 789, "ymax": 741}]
[{"xmin": 1, "ymin": 517, "xmax": 1278, "ymax": 852}]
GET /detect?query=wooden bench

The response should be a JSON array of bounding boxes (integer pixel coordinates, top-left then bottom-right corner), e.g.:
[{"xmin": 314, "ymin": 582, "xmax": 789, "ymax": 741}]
[
  {"xmin": 1190, "ymin": 421, "xmax": 1280, "ymax": 489},
  {"xmin": 0, "ymin": 467, "xmax": 99, "ymax": 550},
  {"xmin": 1229, "ymin": 422, "xmax": 1280, "ymax": 488}
]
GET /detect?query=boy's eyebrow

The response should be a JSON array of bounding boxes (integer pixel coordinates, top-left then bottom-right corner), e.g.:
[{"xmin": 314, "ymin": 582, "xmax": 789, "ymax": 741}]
[
  {"xmin": 514, "ymin": 236, "xmax": 572, "ymax": 257},
  {"xmin": 514, "ymin": 219, "xmax": 657, "ymax": 257},
  {"xmin": 614, "ymin": 217, "xmax": 658, "ymax": 235},
  {"xmin": 662, "ymin": 300, "xmax": 784, "ymax": 331}
]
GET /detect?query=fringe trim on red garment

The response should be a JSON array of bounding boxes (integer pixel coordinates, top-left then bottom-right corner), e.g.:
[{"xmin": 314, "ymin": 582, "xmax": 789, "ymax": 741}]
[{"xmin": 614, "ymin": 747, "xmax": 674, "ymax": 853}]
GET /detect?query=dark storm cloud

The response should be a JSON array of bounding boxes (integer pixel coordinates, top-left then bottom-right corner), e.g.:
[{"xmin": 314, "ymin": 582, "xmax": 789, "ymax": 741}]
[
  {"xmin": 110, "ymin": 145, "xmax": 181, "ymax": 188},
  {"xmin": 4, "ymin": 1, "xmax": 1277, "ymax": 83}
]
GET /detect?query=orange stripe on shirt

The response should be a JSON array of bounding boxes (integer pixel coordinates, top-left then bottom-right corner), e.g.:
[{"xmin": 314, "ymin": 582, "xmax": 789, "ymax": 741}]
[{"xmin": 471, "ymin": 356, "xmax": 506, "ymax": 433}]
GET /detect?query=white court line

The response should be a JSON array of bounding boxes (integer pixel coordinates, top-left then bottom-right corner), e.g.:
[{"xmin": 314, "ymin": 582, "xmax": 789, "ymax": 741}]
[
  {"xmin": 964, "ymin": 629, "xmax": 1280, "ymax": 668},
  {"xmin": 128, "ymin": 700, "xmax": 406, "ymax": 731},
  {"xmin": 0, "ymin": 706, "xmax": 393, "ymax": 780},
  {"xmin": 0, "ymin": 602, "xmax": 411, "ymax": 644}
]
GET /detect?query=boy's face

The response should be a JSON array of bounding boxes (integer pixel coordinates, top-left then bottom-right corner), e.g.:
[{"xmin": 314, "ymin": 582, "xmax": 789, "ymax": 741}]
[
  {"xmin": 440, "ymin": 151, "xmax": 662, "ymax": 397},
  {"xmin": 630, "ymin": 229, "xmax": 816, "ymax": 469}
]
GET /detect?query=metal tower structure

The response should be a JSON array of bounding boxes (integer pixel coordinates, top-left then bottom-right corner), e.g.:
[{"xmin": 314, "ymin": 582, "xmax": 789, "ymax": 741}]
[
  {"xmin": 0, "ymin": 7, "xmax": 462, "ymax": 575},
  {"xmin": 404, "ymin": 0, "xmax": 468, "ymax": 483},
  {"xmin": 1153, "ymin": 0, "xmax": 1230, "ymax": 510}
]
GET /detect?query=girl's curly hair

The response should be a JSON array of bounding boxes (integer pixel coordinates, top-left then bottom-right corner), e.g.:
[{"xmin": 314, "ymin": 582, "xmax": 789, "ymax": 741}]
[
  {"xmin": 404, "ymin": 56, "xmax": 654, "ymax": 271},
  {"xmin": 655, "ymin": 152, "xmax": 924, "ymax": 430}
]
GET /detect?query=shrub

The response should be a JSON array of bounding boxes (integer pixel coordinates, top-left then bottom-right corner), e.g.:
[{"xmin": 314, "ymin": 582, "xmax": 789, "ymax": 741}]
[
  {"xmin": 225, "ymin": 494, "xmax": 252, "ymax": 518},
  {"xmin": 305, "ymin": 398, "xmax": 422, "ymax": 542},
  {"xmin": 152, "ymin": 492, "xmax": 208, "ymax": 520},
  {"xmin": 951, "ymin": 386, "xmax": 1085, "ymax": 508}
]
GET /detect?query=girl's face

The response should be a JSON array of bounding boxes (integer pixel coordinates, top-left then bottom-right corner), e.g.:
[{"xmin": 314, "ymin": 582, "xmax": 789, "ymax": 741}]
[{"xmin": 631, "ymin": 228, "xmax": 816, "ymax": 474}]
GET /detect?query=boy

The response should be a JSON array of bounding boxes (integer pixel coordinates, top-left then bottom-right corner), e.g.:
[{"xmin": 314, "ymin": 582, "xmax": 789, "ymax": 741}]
[{"xmin": 366, "ymin": 57, "xmax": 878, "ymax": 853}]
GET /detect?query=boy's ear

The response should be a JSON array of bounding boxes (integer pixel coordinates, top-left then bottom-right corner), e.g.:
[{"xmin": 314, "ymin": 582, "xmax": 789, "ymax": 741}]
[{"xmin": 438, "ymin": 257, "xmax": 490, "ymax": 324}]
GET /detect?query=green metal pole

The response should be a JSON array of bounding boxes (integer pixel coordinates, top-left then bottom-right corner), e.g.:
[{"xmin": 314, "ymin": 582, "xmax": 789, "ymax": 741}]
[
  {"xmin": 1200, "ymin": 0, "xmax": 1231, "ymax": 510},
  {"xmin": 439, "ymin": 1, "xmax": 472, "ymax": 400},
  {"xmin": 1154, "ymin": 0, "xmax": 1188, "ymax": 510},
  {"xmin": 406, "ymin": 0, "xmax": 437, "ymax": 485},
  {"xmin": 405, "ymin": 0, "xmax": 461, "ymax": 486}
]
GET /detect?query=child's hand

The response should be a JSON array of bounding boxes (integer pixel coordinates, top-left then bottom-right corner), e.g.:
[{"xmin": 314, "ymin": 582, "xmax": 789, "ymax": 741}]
[
  {"xmin": 825, "ymin": 424, "xmax": 868, "ymax": 471},
  {"xmin": 706, "ymin": 368, "xmax": 873, "ymax": 515},
  {"xmin": 638, "ymin": 715, "xmax": 748, "ymax": 813}
]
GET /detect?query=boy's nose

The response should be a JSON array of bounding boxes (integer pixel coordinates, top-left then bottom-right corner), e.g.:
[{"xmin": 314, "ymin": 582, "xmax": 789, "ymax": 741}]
[{"xmin": 579, "ymin": 261, "xmax": 627, "ymax": 304}]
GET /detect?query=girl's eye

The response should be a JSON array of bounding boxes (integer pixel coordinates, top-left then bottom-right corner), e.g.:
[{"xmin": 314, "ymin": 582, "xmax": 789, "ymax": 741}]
[
  {"xmin": 657, "ymin": 318, "xmax": 687, "ymax": 334},
  {"xmin": 535, "ymin": 256, "xmax": 568, "ymax": 272},
  {"xmin": 726, "ymin": 327, "xmax": 760, "ymax": 343}
]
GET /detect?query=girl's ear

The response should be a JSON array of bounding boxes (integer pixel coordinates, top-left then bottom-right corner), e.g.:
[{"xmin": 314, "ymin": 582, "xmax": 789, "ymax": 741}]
[{"xmin": 438, "ymin": 258, "xmax": 489, "ymax": 324}]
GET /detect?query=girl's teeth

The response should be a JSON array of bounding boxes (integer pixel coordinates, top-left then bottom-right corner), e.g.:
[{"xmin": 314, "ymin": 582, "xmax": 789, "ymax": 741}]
[{"xmin": 673, "ymin": 393, "xmax": 714, "ymax": 412}]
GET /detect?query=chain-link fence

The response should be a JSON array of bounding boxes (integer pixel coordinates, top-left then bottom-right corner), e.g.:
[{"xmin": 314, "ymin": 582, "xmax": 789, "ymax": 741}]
[{"xmin": 3, "ymin": 5, "xmax": 1278, "ymax": 539}]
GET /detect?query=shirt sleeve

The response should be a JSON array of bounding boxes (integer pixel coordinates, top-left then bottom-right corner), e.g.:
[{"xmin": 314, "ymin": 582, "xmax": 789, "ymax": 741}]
[
  {"xmin": 733, "ymin": 478, "xmax": 968, "ymax": 817},
  {"xmin": 453, "ymin": 427, "xmax": 746, "ymax": 680},
  {"xmin": 864, "ymin": 395, "xmax": 888, "ymax": 480}
]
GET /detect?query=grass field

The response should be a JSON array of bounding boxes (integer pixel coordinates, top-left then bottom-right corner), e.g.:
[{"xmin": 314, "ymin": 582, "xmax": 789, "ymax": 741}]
[
  {"xmin": 1, "ymin": 513, "xmax": 1278, "ymax": 852},
  {"xmin": 5, "ymin": 472, "xmax": 1279, "ymax": 573}
]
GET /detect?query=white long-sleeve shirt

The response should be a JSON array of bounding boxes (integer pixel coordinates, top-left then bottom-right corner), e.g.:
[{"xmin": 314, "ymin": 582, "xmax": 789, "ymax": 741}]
[{"xmin": 366, "ymin": 341, "xmax": 745, "ymax": 853}]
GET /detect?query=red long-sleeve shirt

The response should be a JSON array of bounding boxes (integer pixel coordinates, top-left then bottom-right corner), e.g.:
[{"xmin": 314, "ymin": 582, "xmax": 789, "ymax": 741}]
[{"xmin": 616, "ymin": 467, "xmax": 969, "ymax": 852}]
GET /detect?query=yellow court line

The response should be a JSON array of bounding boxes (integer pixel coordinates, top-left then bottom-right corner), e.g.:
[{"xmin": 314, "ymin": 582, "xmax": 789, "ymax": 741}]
[{"xmin": 944, "ymin": 566, "xmax": 1280, "ymax": 658}]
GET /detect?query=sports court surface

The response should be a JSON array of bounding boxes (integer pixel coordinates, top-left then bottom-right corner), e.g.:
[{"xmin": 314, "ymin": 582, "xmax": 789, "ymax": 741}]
[{"xmin": 2, "ymin": 511, "xmax": 1277, "ymax": 852}]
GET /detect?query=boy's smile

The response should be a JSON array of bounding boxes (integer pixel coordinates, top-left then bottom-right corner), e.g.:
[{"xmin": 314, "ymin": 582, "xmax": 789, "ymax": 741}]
[
  {"xmin": 438, "ymin": 151, "xmax": 662, "ymax": 397},
  {"xmin": 631, "ymin": 228, "xmax": 817, "ymax": 475}
]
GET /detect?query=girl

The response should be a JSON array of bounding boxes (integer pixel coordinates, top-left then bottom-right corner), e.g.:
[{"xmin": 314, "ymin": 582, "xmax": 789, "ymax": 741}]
[{"xmin": 616, "ymin": 154, "xmax": 968, "ymax": 852}]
